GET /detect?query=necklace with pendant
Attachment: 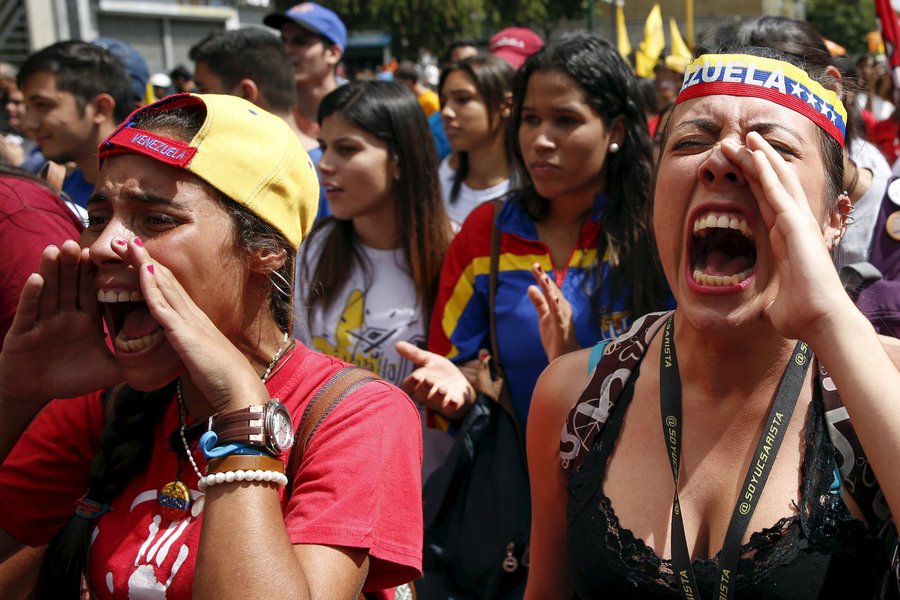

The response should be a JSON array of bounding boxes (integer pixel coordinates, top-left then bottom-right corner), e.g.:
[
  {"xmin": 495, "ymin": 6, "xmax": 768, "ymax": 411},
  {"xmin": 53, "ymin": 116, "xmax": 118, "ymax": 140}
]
[{"xmin": 157, "ymin": 332, "xmax": 295, "ymax": 521}]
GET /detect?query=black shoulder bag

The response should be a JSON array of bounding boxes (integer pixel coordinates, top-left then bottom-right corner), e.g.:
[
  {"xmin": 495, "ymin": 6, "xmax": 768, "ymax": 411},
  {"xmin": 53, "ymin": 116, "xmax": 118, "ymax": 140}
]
[{"xmin": 421, "ymin": 200, "xmax": 531, "ymax": 599}]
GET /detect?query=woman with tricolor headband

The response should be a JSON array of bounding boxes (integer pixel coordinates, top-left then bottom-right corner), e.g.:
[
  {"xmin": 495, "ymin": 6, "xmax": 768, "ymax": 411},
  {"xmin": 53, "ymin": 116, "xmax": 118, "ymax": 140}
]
[
  {"xmin": 526, "ymin": 48, "xmax": 900, "ymax": 598},
  {"xmin": 0, "ymin": 94, "xmax": 423, "ymax": 598}
]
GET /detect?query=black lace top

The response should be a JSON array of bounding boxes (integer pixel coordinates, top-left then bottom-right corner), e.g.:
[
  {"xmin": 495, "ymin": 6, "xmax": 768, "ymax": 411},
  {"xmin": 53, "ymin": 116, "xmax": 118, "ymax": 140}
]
[{"xmin": 566, "ymin": 364, "xmax": 888, "ymax": 599}]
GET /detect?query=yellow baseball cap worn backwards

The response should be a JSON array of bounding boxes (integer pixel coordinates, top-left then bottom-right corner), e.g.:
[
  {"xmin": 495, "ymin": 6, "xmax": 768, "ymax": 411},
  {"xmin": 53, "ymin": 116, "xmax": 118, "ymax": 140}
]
[
  {"xmin": 99, "ymin": 93, "xmax": 319, "ymax": 249},
  {"xmin": 676, "ymin": 54, "xmax": 847, "ymax": 148}
]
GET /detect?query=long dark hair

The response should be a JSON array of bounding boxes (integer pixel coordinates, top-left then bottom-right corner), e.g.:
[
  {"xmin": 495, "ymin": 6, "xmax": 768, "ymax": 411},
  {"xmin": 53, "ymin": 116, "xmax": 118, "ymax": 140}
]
[
  {"xmin": 304, "ymin": 80, "xmax": 452, "ymax": 326},
  {"xmin": 508, "ymin": 34, "xmax": 667, "ymax": 318},
  {"xmin": 438, "ymin": 55, "xmax": 515, "ymax": 203},
  {"xmin": 33, "ymin": 104, "xmax": 296, "ymax": 598}
]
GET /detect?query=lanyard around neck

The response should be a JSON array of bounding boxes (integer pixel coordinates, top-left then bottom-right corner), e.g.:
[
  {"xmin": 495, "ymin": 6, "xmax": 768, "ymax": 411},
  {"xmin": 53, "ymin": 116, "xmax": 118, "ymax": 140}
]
[{"xmin": 659, "ymin": 316, "xmax": 812, "ymax": 600}]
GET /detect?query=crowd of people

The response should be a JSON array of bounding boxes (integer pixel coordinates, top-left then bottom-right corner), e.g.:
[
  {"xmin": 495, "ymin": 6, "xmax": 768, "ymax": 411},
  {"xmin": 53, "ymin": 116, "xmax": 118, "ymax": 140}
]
[{"xmin": 0, "ymin": 3, "xmax": 898, "ymax": 599}]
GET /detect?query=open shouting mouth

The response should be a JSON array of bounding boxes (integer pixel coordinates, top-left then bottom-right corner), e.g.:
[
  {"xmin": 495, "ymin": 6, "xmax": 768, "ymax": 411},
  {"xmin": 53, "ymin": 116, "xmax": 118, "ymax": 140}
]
[
  {"xmin": 689, "ymin": 211, "xmax": 756, "ymax": 289},
  {"xmin": 98, "ymin": 289, "xmax": 165, "ymax": 353}
]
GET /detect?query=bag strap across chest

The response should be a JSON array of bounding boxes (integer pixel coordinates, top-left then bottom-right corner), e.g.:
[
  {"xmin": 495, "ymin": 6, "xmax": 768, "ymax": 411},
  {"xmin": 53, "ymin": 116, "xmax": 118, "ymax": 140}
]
[{"xmin": 285, "ymin": 366, "xmax": 378, "ymax": 488}]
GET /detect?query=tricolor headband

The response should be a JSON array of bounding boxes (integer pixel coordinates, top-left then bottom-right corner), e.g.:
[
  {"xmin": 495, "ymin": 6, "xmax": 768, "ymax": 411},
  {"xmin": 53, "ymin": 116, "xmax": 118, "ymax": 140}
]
[{"xmin": 676, "ymin": 54, "xmax": 847, "ymax": 148}]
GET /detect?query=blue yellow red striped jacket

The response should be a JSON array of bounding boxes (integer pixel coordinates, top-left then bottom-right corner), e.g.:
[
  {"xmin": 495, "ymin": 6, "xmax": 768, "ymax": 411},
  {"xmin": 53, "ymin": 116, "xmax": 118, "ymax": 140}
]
[{"xmin": 428, "ymin": 195, "xmax": 633, "ymax": 427}]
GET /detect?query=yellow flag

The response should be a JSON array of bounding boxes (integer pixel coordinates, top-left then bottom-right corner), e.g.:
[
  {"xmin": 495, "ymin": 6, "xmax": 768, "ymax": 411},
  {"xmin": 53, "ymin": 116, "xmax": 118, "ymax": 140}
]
[
  {"xmin": 616, "ymin": 4, "xmax": 632, "ymax": 63},
  {"xmin": 635, "ymin": 3, "xmax": 665, "ymax": 78},
  {"xmin": 666, "ymin": 17, "xmax": 692, "ymax": 74},
  {"xmin": 142, "ymin": 81, "xmax": 156, "ymax": 107}
]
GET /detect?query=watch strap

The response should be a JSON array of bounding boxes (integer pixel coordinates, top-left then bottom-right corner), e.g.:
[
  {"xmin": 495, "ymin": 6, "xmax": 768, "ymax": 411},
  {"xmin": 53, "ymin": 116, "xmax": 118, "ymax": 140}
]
[
  {"xmin": 213, "ymin": 401, "xmax": 283, "ymax": 449},
  {"xmin": 215, "ymin": 426, "xmax": 265, "ymax": 439},
  {"xmin": 214, "ymin": 405, "xmax": 264, "ymax": 429}
]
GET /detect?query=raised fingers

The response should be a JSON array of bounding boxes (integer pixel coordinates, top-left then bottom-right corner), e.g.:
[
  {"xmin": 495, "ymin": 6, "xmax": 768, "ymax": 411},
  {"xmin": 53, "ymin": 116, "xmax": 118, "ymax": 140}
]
[
  {"xmin": 745, "ymin": 132, "xmax": 811, "ymax": 214},
  {"xmin": 111, "ymin": 237, "xmax": 196, "ymax": 323},
  {"xmin": 527, "ymin": 284, "xmax": 550, "ymax": 319},
  {"xmin": 8, "ymin": 273, "xmax": 43, "ymax": 335},
  {"xmin": 396, "ymin": 340, "xmax": 430, "ymax": 367},
  {"xmin": 77, "ymin": 246, "xmax": 99, "ymax": 313},
  {"xmin": 37, "ymin": 245, "xmax": 60, "ymax": 320},
  {"xmin": 531, "ymin": 263, "xmax": 557, "ymax": 297},
  {"xmin": 530, "ymin": 263, "xmax": 565, "ymax": 316},
  {"xmin": 57, "ymin": 240, "xmax": 82, "ymax": 311},
  {"xmin": 720, "ymin": 135, "xmax": 807, "ymax": 230}
]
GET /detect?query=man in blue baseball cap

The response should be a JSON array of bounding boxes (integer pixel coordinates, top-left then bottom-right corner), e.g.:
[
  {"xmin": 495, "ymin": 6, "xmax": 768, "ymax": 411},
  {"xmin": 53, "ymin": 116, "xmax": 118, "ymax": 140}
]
[{"xmin": 264, "ymin": 2, "xmax": 346, "ymax": 138}]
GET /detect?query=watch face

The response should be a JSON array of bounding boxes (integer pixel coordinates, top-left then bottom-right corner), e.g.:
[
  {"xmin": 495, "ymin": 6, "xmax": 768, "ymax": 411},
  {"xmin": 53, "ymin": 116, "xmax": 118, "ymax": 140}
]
[{"xmin": 268, "ymin": 402, "xmax": 294, "ymax": 452}]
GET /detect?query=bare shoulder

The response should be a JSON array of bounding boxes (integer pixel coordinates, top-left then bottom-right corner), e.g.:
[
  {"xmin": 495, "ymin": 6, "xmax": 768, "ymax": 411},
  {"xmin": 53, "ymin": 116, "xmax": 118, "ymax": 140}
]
[{"xmin": 528, "ymin": 348, "xmax": 592, "ymax": 442}]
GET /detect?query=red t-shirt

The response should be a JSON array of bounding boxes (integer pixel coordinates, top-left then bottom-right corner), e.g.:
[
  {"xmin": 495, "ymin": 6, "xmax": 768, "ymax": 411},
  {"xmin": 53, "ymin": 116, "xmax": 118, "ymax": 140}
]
[
  {"xmin": 0, "ymin": 345, "xmax": 423, "ymax": 598},
  {"xmin": 0, "ymin": 176, "xmax": 83, "ymax": 347}
]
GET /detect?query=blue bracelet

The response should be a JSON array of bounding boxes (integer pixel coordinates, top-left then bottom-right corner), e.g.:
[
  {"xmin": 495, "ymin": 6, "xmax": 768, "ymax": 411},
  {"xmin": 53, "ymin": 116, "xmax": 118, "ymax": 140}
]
[{"xmin": 199, "ymin": 431, "xmax": 270, "ymax": 460}]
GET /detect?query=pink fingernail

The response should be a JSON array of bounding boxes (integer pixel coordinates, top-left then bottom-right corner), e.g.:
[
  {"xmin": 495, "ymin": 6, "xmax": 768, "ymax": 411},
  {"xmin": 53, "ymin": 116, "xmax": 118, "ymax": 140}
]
[
  {"xmin": 535, "ymin": 264, "xmax": 543, "ymax": 273},
  {"xmin": 134, "ymin": 237, "xmax": 144, "ymax": 247},
  {"xmin": 146, "ymin": 264, "xmax": 154, "ymax": 274},
  {"xmin": 114, "ymin": 239, "xmax": 127, "ymax": 246}
]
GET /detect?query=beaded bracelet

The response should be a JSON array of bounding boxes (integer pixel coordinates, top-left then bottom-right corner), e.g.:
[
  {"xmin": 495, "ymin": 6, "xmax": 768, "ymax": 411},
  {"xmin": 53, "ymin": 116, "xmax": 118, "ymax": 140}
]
[{"xmin": 202, "ymin": 469, "xmax": 288, "ymax": 489}]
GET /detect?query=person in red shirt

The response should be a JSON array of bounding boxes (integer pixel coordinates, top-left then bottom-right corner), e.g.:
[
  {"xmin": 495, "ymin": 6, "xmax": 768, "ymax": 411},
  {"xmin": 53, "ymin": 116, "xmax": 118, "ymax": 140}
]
[
  {"xmin": 0, "ymin": 93, "xmax": 422, "ymax": 599},
  {"xmin": 0, "ymin": 165, "xmax": 83, "ymax": 348}
]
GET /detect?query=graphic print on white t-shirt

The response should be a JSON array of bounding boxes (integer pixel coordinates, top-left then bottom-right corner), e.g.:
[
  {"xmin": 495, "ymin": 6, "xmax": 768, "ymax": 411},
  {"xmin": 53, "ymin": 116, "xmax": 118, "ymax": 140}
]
[
  {"xmin": 297, "ymin": 230, "xmax": 427, "ymax": 387},
  {"xmin": 309, "ymin": 287, "xmax": 425, "ymax": 384}
]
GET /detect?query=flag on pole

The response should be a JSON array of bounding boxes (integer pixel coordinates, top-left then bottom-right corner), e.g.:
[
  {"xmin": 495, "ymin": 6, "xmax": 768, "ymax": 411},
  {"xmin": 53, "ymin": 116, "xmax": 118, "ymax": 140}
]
[
  {"xmin": 616, "ymin": 4, "xmax": 632, "ymax": 62},
  {"xmin": 875, "ymin": 0, "xmax": 900, "ymax": 88},
  {"xmin": 669, "ymin": 17, "xmax": 693, "ymax": 67},
  {"xmin": 635, "ymin": 3, "xmax": 665, "ymax": 78}
]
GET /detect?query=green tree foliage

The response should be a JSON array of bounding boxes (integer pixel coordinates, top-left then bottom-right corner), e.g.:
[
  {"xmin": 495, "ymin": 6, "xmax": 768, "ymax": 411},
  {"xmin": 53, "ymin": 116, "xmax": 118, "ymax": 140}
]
[
  {"xmin": 273, "ymin": 0, "xmax": 582, "ymax": 58},
  {"xmin": 806, "ymin": 0, "xmax": 877, "ymax": 56}
]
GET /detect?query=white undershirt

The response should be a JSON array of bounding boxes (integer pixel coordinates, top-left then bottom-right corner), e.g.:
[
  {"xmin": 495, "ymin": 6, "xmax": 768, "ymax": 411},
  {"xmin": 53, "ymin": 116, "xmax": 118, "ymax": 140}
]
[{"xmin": 438, "ymin": 155, "xmax": 510, "ymax": 228}]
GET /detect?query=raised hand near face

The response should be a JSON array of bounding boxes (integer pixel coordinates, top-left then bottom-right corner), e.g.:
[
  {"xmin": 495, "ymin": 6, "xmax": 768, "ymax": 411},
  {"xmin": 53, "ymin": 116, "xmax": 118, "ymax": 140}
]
[
  {"xmin": 110, "ymin": 238, "xmax": 270, "ymax": 415},
  {"xmin": 0, "ymin": 239, "xmax": 122, "ymax": 403},
  {"xmin": 720, "ymin": 133, "xmax": 856, "ymax": 342}
]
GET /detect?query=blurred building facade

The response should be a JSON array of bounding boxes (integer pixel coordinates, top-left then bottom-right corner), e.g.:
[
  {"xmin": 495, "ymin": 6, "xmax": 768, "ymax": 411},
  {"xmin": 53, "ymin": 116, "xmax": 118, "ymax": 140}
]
[
  {"xmin": 7, "ymin": 0, "xmax": 270, "ymax": 72},
  {"xmin": 3, "ymin": 0, "xmax": 806, "ymax": 71}
]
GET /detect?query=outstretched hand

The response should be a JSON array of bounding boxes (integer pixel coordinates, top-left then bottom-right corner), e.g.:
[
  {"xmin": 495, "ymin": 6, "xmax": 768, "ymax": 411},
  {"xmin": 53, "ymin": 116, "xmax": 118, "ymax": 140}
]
[
  {"xmin": 396, "ymin": 341, "xmax": 474, "ymax": 420},
  {"xmin": 0, "ymin": 240, "xmax": 122, "ymax": 403},
  {"xmin": 527, "ymin": 263, "xmax": 580, "ymax": 363},
  {"xmin": 720, "ymin": 133, "xmax": 857, "ymax": 342}
]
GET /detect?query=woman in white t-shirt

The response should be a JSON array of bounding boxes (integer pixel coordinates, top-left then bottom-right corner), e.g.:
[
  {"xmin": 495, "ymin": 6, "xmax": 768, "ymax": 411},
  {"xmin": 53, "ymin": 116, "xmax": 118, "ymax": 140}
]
[
  {"xmin": 438, "ymin": 55, "xmax": 516, "ymax": 227},
  {"xmin": 294, "ymin": 80, "xmax": 454, "ymax": 480}
]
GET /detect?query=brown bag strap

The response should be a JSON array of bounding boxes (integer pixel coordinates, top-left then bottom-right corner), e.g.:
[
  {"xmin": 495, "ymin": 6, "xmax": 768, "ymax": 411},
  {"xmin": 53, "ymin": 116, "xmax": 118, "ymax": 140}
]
[
  {"xmin": 488, "ymin": 199, "xmax": 503, "ymax": 371},
  {"xmin": 38, "ymin": 161, "xmax": 67, "ymax": 196},
  {"xmin": 286, "ymin": 366, "xmax": 378, "ymax": 487}
]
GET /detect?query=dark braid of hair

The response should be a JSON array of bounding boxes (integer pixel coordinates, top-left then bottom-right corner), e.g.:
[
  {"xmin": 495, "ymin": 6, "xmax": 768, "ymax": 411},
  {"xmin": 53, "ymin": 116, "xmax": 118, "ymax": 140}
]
[{"xmin": 33, "ymin": 382, "xmax": 176, "ymax": 598}]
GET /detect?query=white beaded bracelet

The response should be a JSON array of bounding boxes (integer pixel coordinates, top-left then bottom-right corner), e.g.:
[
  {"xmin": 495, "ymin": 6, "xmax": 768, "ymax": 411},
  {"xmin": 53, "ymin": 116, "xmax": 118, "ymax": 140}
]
[{"xmin": 201, "ymin": 469, "xmax": 288, "ymax": 490}]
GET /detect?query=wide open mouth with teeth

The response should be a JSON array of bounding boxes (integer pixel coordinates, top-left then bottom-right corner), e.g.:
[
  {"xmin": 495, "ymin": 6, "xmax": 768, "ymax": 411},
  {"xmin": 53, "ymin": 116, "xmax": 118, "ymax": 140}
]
[
  {"xmin": 689, "ymin": 211, "xmax": 756, "ymax": 287},
  {"xmin": 97, "ymin": 289, "xmax": 164, "ymax": 353}
]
